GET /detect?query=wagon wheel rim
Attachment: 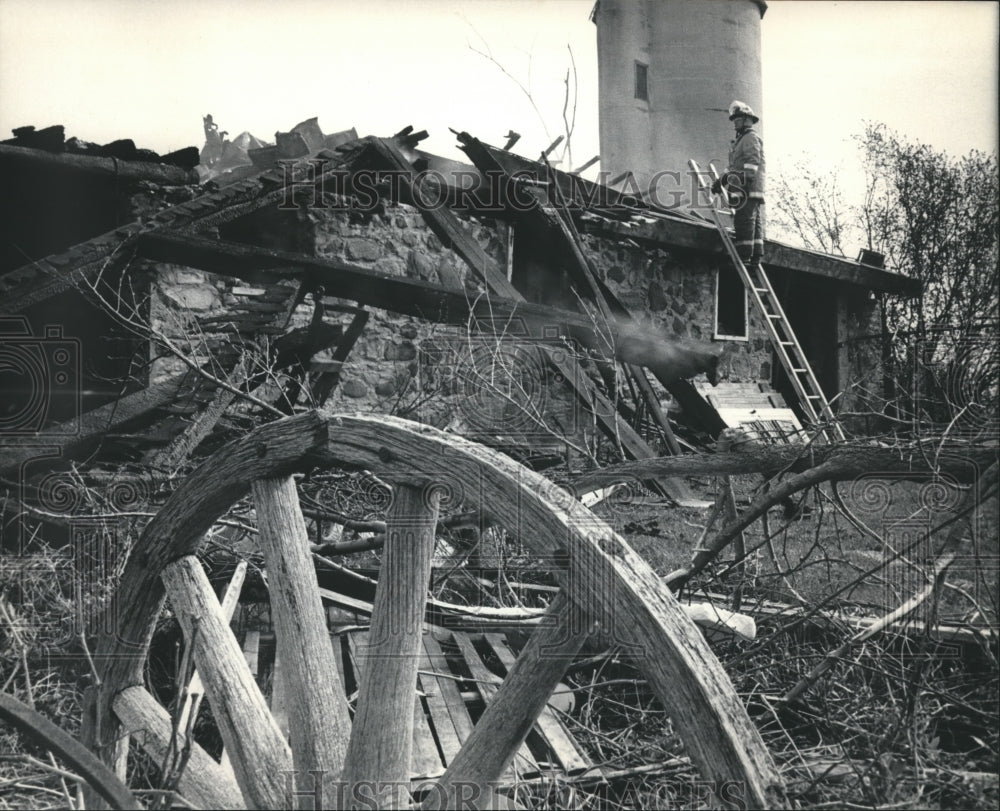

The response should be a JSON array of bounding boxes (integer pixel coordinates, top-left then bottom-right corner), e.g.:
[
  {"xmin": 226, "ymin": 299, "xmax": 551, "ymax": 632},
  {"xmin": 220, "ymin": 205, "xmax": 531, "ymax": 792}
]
[{"xmin": 83, "ymin": 411, "xmax": 785, "ymax": 809}]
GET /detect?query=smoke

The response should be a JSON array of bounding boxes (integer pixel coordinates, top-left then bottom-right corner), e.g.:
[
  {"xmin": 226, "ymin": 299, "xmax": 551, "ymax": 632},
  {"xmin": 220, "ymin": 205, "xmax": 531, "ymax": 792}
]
[{"xmin": 609, "ymin": 318, "xmax": 724, "ymax": 385}]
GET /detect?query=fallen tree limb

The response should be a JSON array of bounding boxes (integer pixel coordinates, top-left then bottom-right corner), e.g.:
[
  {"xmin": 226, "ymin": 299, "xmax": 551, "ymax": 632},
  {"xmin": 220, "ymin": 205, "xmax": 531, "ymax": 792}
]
[
  {"xmin": 667, "ymin": 458, "xmax": 839, "ymax": 590},
  {"xmin": 317, "ymin": 586, "xmax": 755, "ymax": 640},
  {"xmin": 573, "ymin": 442, "xmax": 997, "ymax": 494},
  {"xmin": 662, "ymin": 444, "xmax": 997, "ymax": 591},
  {"xmin": 781, "ymin": 462, "xmax": 998, "ymax": 704},
  {"xmin": 784, "ymin": 754, "xmax": 1000, "ymax": 794}
]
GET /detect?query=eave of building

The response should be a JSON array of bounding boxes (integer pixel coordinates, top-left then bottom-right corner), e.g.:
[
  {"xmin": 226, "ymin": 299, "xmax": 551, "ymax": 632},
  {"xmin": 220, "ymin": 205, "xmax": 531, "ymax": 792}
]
[
  {"xmin": 583, "ymin": 214, "xmax": 919, "ymax": 296},
  {"xmin": 0, "ymin": 131, "xmax": 920, "ymax": 313},
  {"xmin": 414, "ymin": 141, "xmax": 920, "ymax": 298}
]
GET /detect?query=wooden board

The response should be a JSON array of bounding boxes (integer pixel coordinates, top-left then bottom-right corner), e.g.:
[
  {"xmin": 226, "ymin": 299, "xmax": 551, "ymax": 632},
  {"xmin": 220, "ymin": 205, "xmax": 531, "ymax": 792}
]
[
  {"xmin": 694, "ymin": 381, "xmax": 807, "ymax": 446},
  {"xmin": 449, "ymin": 632, "xmax": 541, "ymax": 781},
  {"xmin": 417, "ymin": 635, "xmax": 469, "ymax": 767},
  {"xmin": 242, "ymin": 631, "xmax": 260, "ymax": 678},
  {"xmin": 345, "ymin": 632, "xmax": 444, "ymax": 779},
  {"xmin": 716, "ymin": 407, "xmax": 806, "ymax": 445},
  {"xmin": 483, "ymin": 633, "xmax": 592, "ymax": 775},
  {"xmin": 697, "ymin": 382, "xmax": 788, "ymax": 406}
]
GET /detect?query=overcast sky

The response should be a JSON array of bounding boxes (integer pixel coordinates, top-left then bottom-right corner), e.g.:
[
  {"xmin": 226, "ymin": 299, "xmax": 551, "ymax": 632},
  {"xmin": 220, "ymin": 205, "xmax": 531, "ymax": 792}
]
[{"xmin": 1, "ymin": 0, "xmax": 996, "ymax": 197}]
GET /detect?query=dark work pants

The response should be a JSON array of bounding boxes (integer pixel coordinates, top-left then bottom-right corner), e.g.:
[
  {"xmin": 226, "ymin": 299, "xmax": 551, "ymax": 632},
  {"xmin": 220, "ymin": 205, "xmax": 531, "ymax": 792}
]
[{"xmin": 734, "ymin": 198, "xmax": 765, "ymax": 266}]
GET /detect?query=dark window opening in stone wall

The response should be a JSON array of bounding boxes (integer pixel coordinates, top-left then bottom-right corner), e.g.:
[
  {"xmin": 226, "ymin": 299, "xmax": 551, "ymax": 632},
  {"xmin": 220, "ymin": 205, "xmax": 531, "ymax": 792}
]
[
  {"xmin": 715, "ymin": 264, "xmax": 748, "ymax": 340},
  {"xmin": 3, "ymin": 273, "xmax": 151, "ymax": 434},
  {"xmin": 634, "ymin": 62, "xmax": 649, "ymax": 101},
  {"xmin": 511, "ymin": 222, "xmax": 577, "ymax": 312}
]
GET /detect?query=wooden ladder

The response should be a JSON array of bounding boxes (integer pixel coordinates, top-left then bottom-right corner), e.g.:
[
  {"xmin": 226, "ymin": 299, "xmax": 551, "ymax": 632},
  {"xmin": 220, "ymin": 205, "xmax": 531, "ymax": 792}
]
[{"xmin": 689, "ymin": 159, "xmax": 845, "ymax": 442}]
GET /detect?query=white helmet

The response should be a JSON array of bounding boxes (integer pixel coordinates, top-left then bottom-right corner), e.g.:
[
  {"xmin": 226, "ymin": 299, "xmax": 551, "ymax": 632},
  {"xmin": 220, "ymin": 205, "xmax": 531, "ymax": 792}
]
[{"xmin": 728, "ymin": 100, "xmax": 759, "ymax": 123}]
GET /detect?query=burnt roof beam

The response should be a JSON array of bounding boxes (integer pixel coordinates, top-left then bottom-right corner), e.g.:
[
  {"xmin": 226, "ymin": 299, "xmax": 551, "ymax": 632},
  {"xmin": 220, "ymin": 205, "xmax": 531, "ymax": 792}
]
[{"xmin": 0, "ymin": 143, "xmax": 199, "ymax": 185}]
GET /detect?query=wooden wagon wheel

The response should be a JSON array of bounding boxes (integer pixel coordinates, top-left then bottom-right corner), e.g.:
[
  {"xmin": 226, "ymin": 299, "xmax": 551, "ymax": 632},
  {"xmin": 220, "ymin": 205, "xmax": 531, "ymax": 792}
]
[{"xmin": 81, "ymin": 411, "xmax": 785, "ymax": 810}]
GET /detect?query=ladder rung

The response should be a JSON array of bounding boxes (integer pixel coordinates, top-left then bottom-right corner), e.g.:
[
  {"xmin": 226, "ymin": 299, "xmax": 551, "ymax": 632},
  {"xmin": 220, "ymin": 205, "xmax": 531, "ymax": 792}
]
[
  {"xmin": 779, "ymin": 341, "xmax": 794, "ymax": 346},
  {"xmin": 753, "ymin": 287, "xmax": 768, "ymax": 293},
  {"xmin": 792, "ymin": 368, "xmax": 807, "ymax": 373},
  {"xmin": 805, "ymin": 395, "xmax": 821, "ymax": 399},
  {"xmin": 766, "ymin": 313, "xmax": 781, "ymax": 319}
]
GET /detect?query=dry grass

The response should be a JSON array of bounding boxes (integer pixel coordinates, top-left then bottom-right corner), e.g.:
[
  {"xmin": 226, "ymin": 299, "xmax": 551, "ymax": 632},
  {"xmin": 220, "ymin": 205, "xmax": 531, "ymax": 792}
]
[{"xmin": 1, "ymin": 469, "xmax": 997, "ymax": 809}]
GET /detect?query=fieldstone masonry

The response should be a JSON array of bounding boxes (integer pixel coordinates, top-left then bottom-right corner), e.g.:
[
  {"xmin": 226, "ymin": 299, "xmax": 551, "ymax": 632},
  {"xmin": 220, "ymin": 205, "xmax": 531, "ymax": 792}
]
[{"xmin": 148, "ymin": 193, "xmax": 878, "ymax": 440}]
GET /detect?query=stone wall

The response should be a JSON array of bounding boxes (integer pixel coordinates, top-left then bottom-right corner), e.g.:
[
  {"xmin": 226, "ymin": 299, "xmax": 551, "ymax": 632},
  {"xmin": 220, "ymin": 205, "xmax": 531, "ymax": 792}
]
[
  {"xmin": 310, "ymin": 205, "xmax": 596, "ymax": 450},
  {"xmin": 841, "ymin": 292, "xmax": 886, "ymax": 432},
  {"xmin": 148, "ymin": 192, "xmax": 872, "ymax": 443},
  {"xmin": 148, "ymin": 264, "xmax": 228, "ymax": 384},
  {"xmin": 582, "ymin": 234, "xmax": 772, "ymax": 383}
]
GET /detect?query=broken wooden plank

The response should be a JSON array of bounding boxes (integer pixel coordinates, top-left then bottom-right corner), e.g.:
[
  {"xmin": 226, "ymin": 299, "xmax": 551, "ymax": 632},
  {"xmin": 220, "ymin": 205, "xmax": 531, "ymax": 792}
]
[
  {"xmin": 422, "ymin": 633, "xmax": 477, "ymax": 760},
  {"xmin": 484, "ymin": 632, "xmax": 592, "ymax": 775},
  {"xmin": 432, "ymin": 593, "xmax": 592, "ymax": 804},
  {"xmin": 315, "ymin": 584, "xmax": 754, "ymax": 640},
  {"xmin": 311, "ymin": 306, "xmax": 369, "ymax": 405},
  {"xmin": 627, "ymin": 364, "xmax": 682, "ymax": 455},
  {"xmin": 538, "ymin": 345, "xmax": 656, "ymax": 464},
  {"xmin": 417, "ymin": 637, "xmax": 465, "ymax": 767},
  {"xmin": 449, "ymin": 632, "xmax": 541, "ymax": 781},
  {"xmin": 151, "ymin": 365, "xmax": 246, "ymax": 473},
  {"xmin": 267, "ymin": 291, "xmax": 342, "ymax": 413}
]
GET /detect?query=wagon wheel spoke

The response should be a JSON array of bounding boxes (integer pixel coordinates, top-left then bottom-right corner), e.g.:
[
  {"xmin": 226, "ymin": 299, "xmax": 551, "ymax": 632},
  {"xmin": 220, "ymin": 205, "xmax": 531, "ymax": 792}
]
[
  {"xmin": 112, "ymin": 686, "xmax": 244, "ymax": 809},
  {"xmin": 160, "ymin": 555, "xmax": 290, "ymax": 808},
  {"xmin": 251, "ymin": 475, "xmax": 353, "ymax": 793},
  {"xmin": 340, "ymin": 481, "xmax": 440, "ymax": 795}
]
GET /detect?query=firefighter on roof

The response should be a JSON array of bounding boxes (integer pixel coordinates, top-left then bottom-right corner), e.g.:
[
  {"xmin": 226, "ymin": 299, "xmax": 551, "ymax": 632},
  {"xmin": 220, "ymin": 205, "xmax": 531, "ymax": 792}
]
[{"xmin": 712, "ymin": 101, "xmax": 766, "ymax": 268}]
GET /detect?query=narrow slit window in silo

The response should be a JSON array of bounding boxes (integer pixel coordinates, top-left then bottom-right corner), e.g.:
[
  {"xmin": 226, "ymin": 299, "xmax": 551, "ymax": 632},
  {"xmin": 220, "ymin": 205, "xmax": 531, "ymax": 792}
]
[{"xmin": 634, "ymin": 62, "xmax": 648, "ymax": 101}]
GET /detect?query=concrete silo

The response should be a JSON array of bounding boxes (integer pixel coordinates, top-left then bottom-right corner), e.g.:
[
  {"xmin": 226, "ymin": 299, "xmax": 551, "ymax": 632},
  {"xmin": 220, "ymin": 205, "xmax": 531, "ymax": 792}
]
[{"xmin": 592, "ymin": 0, "xmax": 766, "ymax": 206}]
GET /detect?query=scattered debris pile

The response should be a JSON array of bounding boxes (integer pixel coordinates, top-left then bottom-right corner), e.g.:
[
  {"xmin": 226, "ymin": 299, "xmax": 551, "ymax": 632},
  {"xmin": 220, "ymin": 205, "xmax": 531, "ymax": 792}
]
[{"xmin": 3, "ymin": 115, "xmax": 986, "ymax": 811}]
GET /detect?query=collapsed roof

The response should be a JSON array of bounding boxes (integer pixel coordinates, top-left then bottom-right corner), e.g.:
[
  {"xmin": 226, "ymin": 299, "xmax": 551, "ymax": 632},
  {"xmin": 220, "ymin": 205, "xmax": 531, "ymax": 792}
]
[{"xmin": 0, "ymin": 117, "xmax": 920, "ymax": 505}]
